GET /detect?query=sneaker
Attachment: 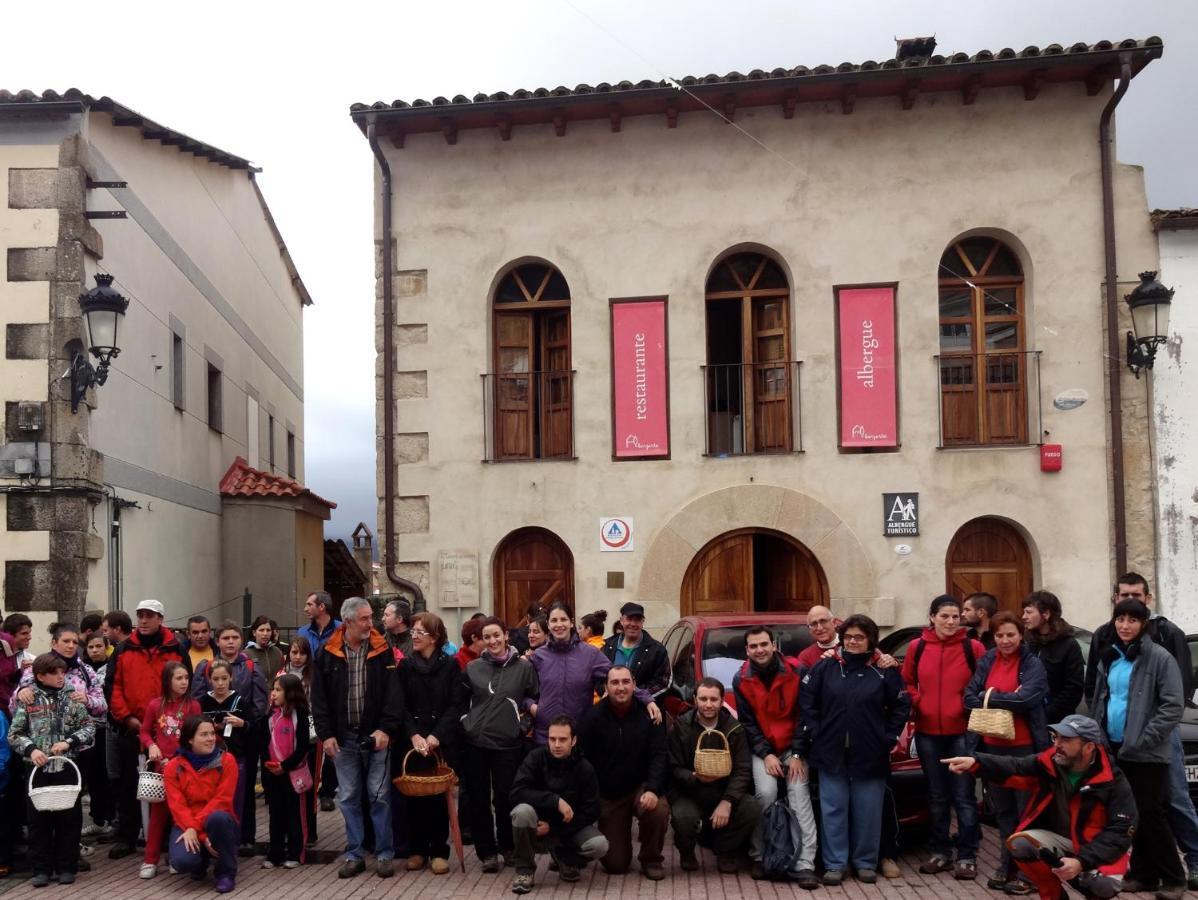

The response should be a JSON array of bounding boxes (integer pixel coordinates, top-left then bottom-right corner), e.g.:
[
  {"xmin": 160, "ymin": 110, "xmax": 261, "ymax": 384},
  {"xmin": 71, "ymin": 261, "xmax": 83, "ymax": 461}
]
[
  {"xmin": 78, "ymin": 843, "xmax": 95, "ymax": 857},
  {"xmin": 237, "ymin": 843, "xmax": 256, "ymax": 858},
  {"xmin": 139, "ymin": 863, "xmax": 158, "ymax": 879},
  {"xmin": 881, "ymin": 858, "xmax": 901, "ymax": 879},
  {"xmin": 555, "ymin": 854, "xmax": 580, "ymax": 883},
  {"xmin": 56, "ymin": 873, "xmax": 76, "ymax": 885},
  {"xmin": 261, "ymin": 861, "xmax": 276, "ymax": 870},
  {"xmin": 822, "ymin": 869, "xmax": 846, "ymax": 886},
  {"xmin": 919, "ymin": 854, "xmax": 953, "ymax": 875},
  {"xmin": 283, "ymin": 861, "xmax": 300, "ymax": 869},
  {"xmin": 405, "ymin": 855, "xmax": 426, "ymax": 871},
  {"xmin": 858, "ymin": 869, "xmax": 878, "ymax": 884},
  {"xmin": 1155, "ymin": 886, "xmax": 1186, "ymax": 900},
  {"xmin": 1003, "ymin": 880, "xmax": 1035, "ymax": 895},
  {"xmin": 1189, "ymin": 871, "xmax": 1198, "ymax": 893},
  {"xmin": 76, "ymin": 858, "xmax": 92, "ymax": 872},
  {"xmin": 215, "ymin": 876, "xmax": 235, "ymax": 893},
  {"xmin": 108, "ymin": 843, "xmax": 135, "ymax": 860},
  {"xmin": 987, "ymin": 868, "xmax": 1010, "ymax": 890},
  {"xmin": 1120, "ymin": 879, "xmax": 1159, "ymax": 893},
  {"xmin": 678, "ymin": 848, "xmax": 699, "ymax": 872},
  {"xmin": 482, "ymin": 856, "xmax": 501, "ymax": 874},
  {"xmin": 643, "ymin": 861, "xmax": 665, "ymax": 881},
  {"xmin": 168, "ymin": 866, "xmax": 179, "ymax": 875},
  {"xmin": 793, "ymin": 869, "xmax": 820, "ymax": 890},
  {"xmin": 716, "ymin": 855, "xmax": 739, "ymax": 875},
  {"xmin": 954, "ymin": 860, "xmax": 978, "ymax": 881},
  {"xmin": 430, "ymin": 857, "xmax": 450, "ymax": 875},
  {"xmin": 377, "ymin": 858, "xmax": 395, "ymax": 878},
  {"xmin": 81, "ymin": 823, "xmax": 105, "ymax": 838},
  {"xmin": 511, "ymin": 872, "xmax": 534, "ymax": 894},
  {"xmin": 31, "ymin": 873, "xmax": 51, "ymax": 888},
  {"xmin": 337, "ymin": 858, "xmax": 366, "ymax": 879},
  {"xmin": 320, "ymin": 797, "xmax": 335, "ymax": 812}
]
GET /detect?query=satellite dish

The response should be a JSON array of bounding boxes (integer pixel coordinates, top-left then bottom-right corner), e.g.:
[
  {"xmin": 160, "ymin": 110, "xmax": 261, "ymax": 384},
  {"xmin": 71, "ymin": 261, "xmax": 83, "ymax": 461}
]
[{"xmin": 1053, "ymin": 388, "xmax": 1088, "ymax": 411}]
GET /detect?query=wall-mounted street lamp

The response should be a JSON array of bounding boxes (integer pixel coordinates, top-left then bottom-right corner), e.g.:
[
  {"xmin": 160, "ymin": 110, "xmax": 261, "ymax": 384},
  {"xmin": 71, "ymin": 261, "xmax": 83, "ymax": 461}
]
[
  {"xmin": 71, "ymin": 273, "xmax": 129, "ymax": 412},
  {"xmin": 1125, "ymin": 270, "xmax": 1174, "ymax": 378}
]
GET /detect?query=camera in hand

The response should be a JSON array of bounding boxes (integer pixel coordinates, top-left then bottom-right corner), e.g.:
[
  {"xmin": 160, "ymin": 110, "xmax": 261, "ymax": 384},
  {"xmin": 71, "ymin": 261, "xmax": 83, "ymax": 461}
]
[
  {"xmin": 358, "ymin": 735, "xmax": 377, "ymax": 751},
  {"xmin": 1038, "ymin": 847, "xmax": 1064, "ymax": 868}
]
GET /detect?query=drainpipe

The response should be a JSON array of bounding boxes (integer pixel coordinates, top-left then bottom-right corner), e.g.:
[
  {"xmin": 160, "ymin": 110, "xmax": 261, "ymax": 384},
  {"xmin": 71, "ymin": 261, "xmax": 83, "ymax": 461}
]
[
  {"xmin": 1099, "ymin": 53, "xmax": 1134, "ymax": 577},
  {"xmin": 367, "ymin": 119, "xmax": 426, "ymax": 611}
]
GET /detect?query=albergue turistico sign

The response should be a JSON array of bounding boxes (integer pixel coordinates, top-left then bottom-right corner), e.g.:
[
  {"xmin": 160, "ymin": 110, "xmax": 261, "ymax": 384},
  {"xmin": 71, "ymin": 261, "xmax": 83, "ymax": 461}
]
[{"xmin": 883, "ymin": 493, "xmax": 919, "ymax": 536}]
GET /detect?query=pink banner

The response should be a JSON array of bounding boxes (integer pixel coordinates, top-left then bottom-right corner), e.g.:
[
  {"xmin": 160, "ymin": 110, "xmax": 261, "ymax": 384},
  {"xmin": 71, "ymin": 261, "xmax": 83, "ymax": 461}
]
[
  {"xmin": 838, "ymin": 287, "xmax": 898, "ymax": 447},
  {"xmin": 611, "ymin": 299, "xmax": 670, "ymax": 459}
]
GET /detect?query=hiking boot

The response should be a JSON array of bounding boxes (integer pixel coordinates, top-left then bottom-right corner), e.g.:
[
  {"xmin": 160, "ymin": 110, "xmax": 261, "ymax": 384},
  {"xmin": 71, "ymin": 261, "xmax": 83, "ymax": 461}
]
[
  {"xmin": 406, "ymin": 855, "xmax": 426, "ymax": 871},
  {"xmin": 1003, "ymin": 879, "xmax": 1035, "ymax": 895},
  {"xmin": 430, "ymin": 858, "xmax": 449, "ymax": 875},
  {"xmin": 337, "ymin": 858, "xmax": 366, "ymax": 879},
  {"xmin": 793, "ymin": 869, "xmax": 820, "ymax": 889},
  {"xmin": 857, "ymin": 869, "xmax": 878, "ymax": 884},
  {"xmin": 643, "ymin": 861, "xmax": 665, "ymax": 880},
  {"xmin": 320, "ymin": 797, "xmax": 335, "ymax": 812},
  {"xmin": 678, "ymin": 848, "xmax": 699, "ymax": 871},
  {"xmin": 108, "ymin": 843, "xmax": 135, "ymax": 860},
  {"xmin": 215, "ymin": 876, "xmax": 235, "ymax": 893},
  {"xmin": 376, "ymin": 858, "xmax": 394, "ymax": 878},
  {"xmin": 1189, "ymin": 871, "xmax": 1198, "ymax": 892},
  {"xmin": 1120, "ymin": 878, "xmax": 1159, "ymax": 893},
  {"xmin": 511, "ymin": 872, "xmax": 534, "ymax": 894},
  {"xmin": 716, "ymin": 854, "xmax": 739, "ymax": 874},
  {"xmin": 881, "ymin": 858, "xmax": 901, "ymax": 878},
  {"xmin": 919, "ymin": 854, "xmax": 953, "ymax": 874},
  {"xmin": 954, "ymin": 859, "xmax": 978, "ymax": 880},
  {"xmin": 822, "ymin": 869, "xmax": 846, "ymax": 885},
  {"xmin": 1154, "ymin": 885, "xmax": 1185, "ymax": 900},
  {"xmin": 482, "ymin": 856, "xmax": 501, "ymax": 874},
  {"xmin": 750, "ymin": 861, "xmax": 767, "ymax": 880},
  {"xmin": 987, "ymin": 868, "xmax": 1010, "ymax": 890},
  {"xmin": 56, "ymin": 873, "xmax": 76, "ymax": 885},
  {"xmin": 557, "ymin": 861, "xmax": 580, "ymax": 882},
  {"xmin": 30, "ymin": 874, "xmax": 51, "ymax": 888}
]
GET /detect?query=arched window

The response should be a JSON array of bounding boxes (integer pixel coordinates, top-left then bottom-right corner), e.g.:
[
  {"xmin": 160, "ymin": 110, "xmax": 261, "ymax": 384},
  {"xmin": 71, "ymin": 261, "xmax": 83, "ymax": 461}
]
[
  {"xmin": 938, "ymin": 237, "xmax": 1027, "ymax": 445},
  {"xmin": 704, "ymin": 252, "xmax": 794, "ymax": 454},
  {"xmin": 490, "ymin": 262, "xmax": 572, "ymax": 460}
]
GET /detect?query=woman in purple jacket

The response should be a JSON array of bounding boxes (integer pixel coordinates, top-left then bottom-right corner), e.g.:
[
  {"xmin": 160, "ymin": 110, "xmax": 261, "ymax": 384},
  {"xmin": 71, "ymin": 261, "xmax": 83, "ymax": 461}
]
[{"xmin": 528, "ymin": 602, "xmax": 661, "ymax": 744}]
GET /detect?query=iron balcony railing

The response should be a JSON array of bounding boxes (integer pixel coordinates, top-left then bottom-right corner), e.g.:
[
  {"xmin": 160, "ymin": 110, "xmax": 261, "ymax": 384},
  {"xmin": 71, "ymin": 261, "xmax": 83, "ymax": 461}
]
[
  {"xmin": 701, "ymin": 361, "xmax": 803, "ymax": 456},
  {"xmin": 935, "ymin": 350, "xmax": 1043, "ymax": 448},
  {"xmin": 481, "ymin": 370, "xmax": 576, "ymax": 461}
]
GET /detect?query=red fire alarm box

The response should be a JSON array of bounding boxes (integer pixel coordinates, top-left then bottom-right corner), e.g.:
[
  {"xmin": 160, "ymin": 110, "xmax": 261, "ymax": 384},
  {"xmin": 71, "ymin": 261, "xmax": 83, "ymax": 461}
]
[{"xmin": 1040, "ymin": 444, "xmax": 1063, "ymax": 472}]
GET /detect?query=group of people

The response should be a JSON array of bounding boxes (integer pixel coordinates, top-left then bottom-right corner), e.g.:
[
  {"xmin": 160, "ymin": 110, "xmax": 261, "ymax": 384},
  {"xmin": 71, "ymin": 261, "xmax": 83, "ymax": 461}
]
[{"xmin": 1, "ymin": 572, "xmax": 1195, "ymax": 900}]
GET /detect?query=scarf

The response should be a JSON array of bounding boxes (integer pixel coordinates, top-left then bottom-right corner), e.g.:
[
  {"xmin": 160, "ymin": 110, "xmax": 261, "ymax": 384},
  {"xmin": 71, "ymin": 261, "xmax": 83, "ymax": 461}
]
[
  {"xmin": 181, "ymin": 747, "xmax": 221, "ymax": 770},
  {"xmin": 54, "ymin": 649, "xmax": 81, "ymax": 670}
]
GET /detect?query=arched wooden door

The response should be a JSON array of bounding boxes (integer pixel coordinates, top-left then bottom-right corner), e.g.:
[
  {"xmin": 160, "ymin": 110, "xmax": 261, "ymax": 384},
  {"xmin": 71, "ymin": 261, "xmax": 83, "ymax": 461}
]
[
  {"xmin": 682, "ymin": 528, "xmax": 828, "ymax": 616},
  {"xmin": 946, "ymin": 517, "xmax": 1033, "ymax": 615},
  {"xmin": 494, "ymin": 527, "xmax": 574, "ymax": 626}
]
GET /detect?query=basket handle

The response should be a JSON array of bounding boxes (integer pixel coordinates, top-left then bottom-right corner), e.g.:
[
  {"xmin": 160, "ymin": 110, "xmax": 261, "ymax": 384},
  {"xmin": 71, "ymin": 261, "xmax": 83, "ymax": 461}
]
[
  {"xmin": 982, "ymin": 687, "xmax": 995, "ymax": 709},
  {"xmin": 401, "ymin": 748, "xmax": 444, "ymax": 776},
  {"xmin": 27, "ymin": 755, "xmax": 82, "ymax": 792},
  {"xmin": 697, "ymin": 728, "xmax": 730, "ymax": 752}
]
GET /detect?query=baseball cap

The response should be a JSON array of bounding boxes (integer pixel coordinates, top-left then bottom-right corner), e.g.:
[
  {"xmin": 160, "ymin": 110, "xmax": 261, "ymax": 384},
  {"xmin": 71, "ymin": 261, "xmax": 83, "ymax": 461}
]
[
  {"xmin": 1048, "ymin": 714, "xmax": 1105, "ymax": 745},
  {"xmin": 619, "ymin": 602, "xmax": 645, "ymax": 618},
  {"xmin": 135, "ymin": 599, "xmax": 165, "ymax": 617}
]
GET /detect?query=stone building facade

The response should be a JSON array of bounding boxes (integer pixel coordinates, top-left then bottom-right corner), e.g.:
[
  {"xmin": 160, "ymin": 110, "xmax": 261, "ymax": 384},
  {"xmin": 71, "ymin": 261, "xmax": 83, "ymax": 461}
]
[
  {"xmin": 1, "ymin": 90, "xmax": 312, "ymax": 640},
  {"xmin": 355, "ymin": 38, "xmax": 1165, "ymax": 635}
]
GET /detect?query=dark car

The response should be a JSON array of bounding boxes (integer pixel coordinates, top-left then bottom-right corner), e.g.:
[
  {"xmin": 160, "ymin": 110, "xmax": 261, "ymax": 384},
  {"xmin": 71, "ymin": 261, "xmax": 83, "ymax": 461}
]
[
  {"xmin": 1181, "ymin": 635, "xmax": 1198, "ymax": 805},
  {"xmin": 659, "ymin": 614, "xmax": 926, "ymax": 825}
]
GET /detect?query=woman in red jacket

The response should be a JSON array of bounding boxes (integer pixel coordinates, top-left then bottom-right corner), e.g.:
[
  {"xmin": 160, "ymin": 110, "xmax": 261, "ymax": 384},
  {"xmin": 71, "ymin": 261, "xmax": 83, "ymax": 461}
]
[
  {"xmin": 165, "ymin": 715, "xmax": 240, "ymax": 894},
  {"xmin": 901, "ymin": 595, "xmax": 987, "ymax": 880}
]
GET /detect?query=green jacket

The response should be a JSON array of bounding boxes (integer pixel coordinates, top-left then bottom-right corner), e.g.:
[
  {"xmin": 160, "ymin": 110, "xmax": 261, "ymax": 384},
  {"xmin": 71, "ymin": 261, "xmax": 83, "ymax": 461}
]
[{"xmin": 8, "ymin": 683, "xmax": 95, "ymax": 758}]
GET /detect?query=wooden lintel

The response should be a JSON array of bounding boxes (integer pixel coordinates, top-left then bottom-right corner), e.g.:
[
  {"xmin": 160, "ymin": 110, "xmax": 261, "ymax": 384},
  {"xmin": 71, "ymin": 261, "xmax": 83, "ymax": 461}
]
[
  {"xmin": 112, "ymin": 115, "xmax": 142, "ymax": 127},
  {"xmin": 1023, "ymin": 70, "xmax": 1046, "ymax": 101},
  {"xmin": 496, "ymin": 119, "xmax": 512, "ymax": 142},
  {"xmin": 608, "ymin": 104, "xmax": 621, "ymax": 133},
  {"xmin": 160, "ymin": 136, "xmax": 184, "ymax": 147},
  {"xmin": 722, "ymin": 94, "xmax": 736, "ymax": 122},
  {"xmin": 900, "ymin": 80, "xmax": 920, "ymax": 111},
  {"xmin": 666, "ymin": 103, "xmax": 678, "ymax": 128},
  {"xmin": 1085, "ymin": 66, "xmax": 1108, "ymax": 96},
  {"xmin": 841, "ymin": 84, "xmax": 857, "ymax": 116},
  {"xmin": 782, "ymin": 91, "xmax": 797, "ymax": 119},
  {"xmin": 142, "ymin": 129, "xmax": 168, "ymax": 140},
  {"xmin": 962, "ymin": 74, "xmax": 983, "ymax": 106},
  {"xmin": 553, "ymin": 113, "xmax": 567, "ymax": 137},
  {"xmin": 439, "ymin": 119, "xmax": 457, "ymax": 146},
  {"xmin": 389, "ymin": 132, "xmax": 405, "ymax": 149}
]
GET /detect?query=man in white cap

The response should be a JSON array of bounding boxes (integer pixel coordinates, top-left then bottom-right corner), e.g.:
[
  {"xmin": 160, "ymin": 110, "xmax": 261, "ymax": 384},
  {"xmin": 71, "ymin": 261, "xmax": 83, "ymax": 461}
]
[{"xmin": 104, "ymin": 599, "xmax": 189, "ymax": 859}]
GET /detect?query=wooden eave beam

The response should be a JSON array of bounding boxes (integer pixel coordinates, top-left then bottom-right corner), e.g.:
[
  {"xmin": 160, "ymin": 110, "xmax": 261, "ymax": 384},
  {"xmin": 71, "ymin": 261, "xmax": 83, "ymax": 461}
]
[
  {"xmin": 900, "ymin": 79, "xmax": 920, "ymax": 111},
  {"xmin": 609, "ymin": 103, "xmax": 622, "ymax": 133},
  {"xmin": 1023, "ymin": 69, "xmax": 1047, "ymax": 101},
  {"xmin": 439, "ymin": 118, "xmax": 457, "ymax": 145},
  {"xmin": 390, "ymin": 131, "xmax": 405, "ymax": 149},
  {"xmin": 666, "ymin": 102, "xmax": 678, "ymax": 128},
  {"xmin": 782, "ymin": 90, "xmax": 797, "ymax": 119},
  {"xmin": 841, "ymin": 84, "xmax": 857, "ymax": 115},
  {"xmin": 553, "ymin": 112, "xmax": 566, "ymax": 137},
  {"xmin": 112, "ymin": 115, "xmax": 142, "ymax": 127},
  {"xmin": 722, "ymin": 93, "xmax": 736, "ymax": 122},
  {"xmin": 1085, "ymin": 66, "xmax": 1109, "ymax": 96},
  {"xmin": 496, "ymin": 118, "xmax": 511, "ymax": 141},
  {"xmin": 962, "ymin": 74, "xmax": 983, "ymax": 105}
]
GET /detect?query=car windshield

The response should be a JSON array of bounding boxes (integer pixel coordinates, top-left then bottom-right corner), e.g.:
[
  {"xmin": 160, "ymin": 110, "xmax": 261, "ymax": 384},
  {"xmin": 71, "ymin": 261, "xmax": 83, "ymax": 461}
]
[{"xmin": 702, "ymin": 624, "xmax": 814, "ymax": 688}]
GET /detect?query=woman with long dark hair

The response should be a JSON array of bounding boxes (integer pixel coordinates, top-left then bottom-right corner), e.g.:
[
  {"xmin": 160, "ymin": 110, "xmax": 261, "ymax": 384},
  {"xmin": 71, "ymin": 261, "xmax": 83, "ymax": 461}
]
[
  {"xmin": 244, "ymin": 616, "xmax": 284, "ymax": 677},
  {"xmin": 1020, "ymin": 591, "xmax": 1084, "ymax": 724}
]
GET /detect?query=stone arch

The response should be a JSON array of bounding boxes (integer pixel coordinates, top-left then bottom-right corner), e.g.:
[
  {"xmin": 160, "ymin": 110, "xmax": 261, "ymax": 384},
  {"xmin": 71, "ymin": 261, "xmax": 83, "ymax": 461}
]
[{"xmin": 636, "ymin": 483, "xmax": 877, "ymax": 623}]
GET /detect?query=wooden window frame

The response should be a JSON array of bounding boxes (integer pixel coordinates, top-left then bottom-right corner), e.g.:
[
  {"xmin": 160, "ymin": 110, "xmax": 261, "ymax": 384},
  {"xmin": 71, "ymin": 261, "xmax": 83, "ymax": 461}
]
[{"xmin": 206, "ymin": 363, "xmax": 222, "ymax": 434}]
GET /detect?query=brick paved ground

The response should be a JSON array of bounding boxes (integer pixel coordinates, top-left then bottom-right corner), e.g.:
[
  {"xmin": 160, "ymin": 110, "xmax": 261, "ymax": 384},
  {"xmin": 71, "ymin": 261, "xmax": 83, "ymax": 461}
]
[{"xmin": 0, "ymin": 803, "xmax": 1190, "ymax": 899}]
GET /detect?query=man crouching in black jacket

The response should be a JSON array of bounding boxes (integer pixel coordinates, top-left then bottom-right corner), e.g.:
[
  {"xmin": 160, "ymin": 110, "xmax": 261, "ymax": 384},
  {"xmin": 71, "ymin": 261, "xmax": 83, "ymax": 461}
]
[
  {"xmin": 509, "ymin": 715, "xmax": 608, "ymax": 894},
  {"xmin": 944, "ymin": 715, "xmax": 1135, "ymax": 900}
]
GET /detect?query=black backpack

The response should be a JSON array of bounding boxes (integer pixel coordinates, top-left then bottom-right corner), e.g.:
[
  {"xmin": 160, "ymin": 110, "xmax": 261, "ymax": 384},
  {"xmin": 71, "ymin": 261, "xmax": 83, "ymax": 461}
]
[
  {"xmin": 909, "ymin": 635, "xmax": 976, "ymax": 686},
  {"xmin": 760, "ymin": 778, "xmax": 803, "ymax": 877}
]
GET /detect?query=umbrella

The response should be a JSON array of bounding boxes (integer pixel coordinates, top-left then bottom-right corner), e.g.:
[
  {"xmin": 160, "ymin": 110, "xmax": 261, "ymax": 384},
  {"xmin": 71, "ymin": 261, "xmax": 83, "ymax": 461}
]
[{"xmin": 447, "ymin": 781, "xmax": 466, "ymax": 872}]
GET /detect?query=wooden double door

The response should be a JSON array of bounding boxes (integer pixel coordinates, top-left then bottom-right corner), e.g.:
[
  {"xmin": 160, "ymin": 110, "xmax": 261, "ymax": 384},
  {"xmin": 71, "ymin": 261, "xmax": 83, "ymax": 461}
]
[
  {"xmin": 945, "ymin": 517, "xmax": 1033, "ymax": 615},
  {"xmin": 494, "ymin": 527, "xmax": 574, "ymax": 626},
  {"xmin": 682, "ymin": 529, "xmax": 828, "ymax": 616}
]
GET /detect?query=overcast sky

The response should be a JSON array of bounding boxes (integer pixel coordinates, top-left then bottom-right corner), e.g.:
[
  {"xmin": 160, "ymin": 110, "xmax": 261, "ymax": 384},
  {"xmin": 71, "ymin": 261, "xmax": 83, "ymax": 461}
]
[{"xmin": 7, "ymin": 0, "xmax": 1195, "ymax": 542}]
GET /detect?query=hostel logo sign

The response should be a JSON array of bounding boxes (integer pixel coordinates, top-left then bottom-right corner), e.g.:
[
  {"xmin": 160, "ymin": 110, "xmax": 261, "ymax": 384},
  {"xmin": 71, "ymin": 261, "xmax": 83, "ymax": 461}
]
[
  {"xmin": 599, "ymin": 517, "xmax": 634, "ymax": 552},
  {"xmin": 883, "ymin": 493, "xmax": 919, "ymax": 537}
]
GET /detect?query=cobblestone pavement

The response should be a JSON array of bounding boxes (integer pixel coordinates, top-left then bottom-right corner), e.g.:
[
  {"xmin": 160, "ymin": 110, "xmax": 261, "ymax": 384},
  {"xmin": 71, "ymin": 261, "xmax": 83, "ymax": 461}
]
[{"xmin": 0, "ymin": 803, "xmax": 1191, "ymax": 899}]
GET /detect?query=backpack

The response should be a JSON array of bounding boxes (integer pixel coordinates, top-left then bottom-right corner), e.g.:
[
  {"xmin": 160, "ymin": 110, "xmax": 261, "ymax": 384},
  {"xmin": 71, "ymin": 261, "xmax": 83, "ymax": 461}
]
[
  {"xmin": 909, "ymin": 636, "xmax": 976, "ymax": 687},
  {"xmin": 760, "ymin": 778, "xmax": 803, "ymax": 877}
]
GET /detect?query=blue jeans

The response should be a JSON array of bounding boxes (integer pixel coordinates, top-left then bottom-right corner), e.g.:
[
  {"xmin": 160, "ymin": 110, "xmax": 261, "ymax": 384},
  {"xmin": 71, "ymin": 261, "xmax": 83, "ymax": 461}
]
[
  {"xmin": 817, "ymin": 773, "xmax": 885, "ymax": 872},
  {"xmin": 333, "ymin": 729, "xmax": 393, "ymax": 861},
  {"xmin": 915, "ymin": 732, "xmax": 980, "ymax": 860},
  {"xmin": 1168, "ymin": 728, "xmax": 1198, "ymax": 868},
  {"xmin": 169, "ymin": 810, "xmax": 238, "ymax": 881}
]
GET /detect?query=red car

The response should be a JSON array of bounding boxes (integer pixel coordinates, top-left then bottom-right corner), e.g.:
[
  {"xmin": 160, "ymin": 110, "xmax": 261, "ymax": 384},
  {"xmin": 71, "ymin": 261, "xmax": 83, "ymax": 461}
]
[{"xmin": 659, "ymin": 613, "xmax": 927, "ymax": 826}]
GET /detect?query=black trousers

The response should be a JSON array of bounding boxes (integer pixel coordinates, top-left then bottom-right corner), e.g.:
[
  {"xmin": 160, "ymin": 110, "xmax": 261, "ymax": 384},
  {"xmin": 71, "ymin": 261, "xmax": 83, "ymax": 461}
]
[
  {"xmin": 27, "ymin": 769, "xmax": 83, "ymax": 876},
  {"xmin": 114, "ymin": 727, "xmax": 142, "ymax": 846},
  {"xmin": 463, "ymin": 743, "xmax": 524, "ymax": 860},
  {"xmin": 408, "ymin": 793, "xmax": 450, "ymax": 859},
  {"xmin": 1120, "ymin": 759, "xmax": 1186, "ymax": 887},
  {"xmin": 241, "ymin": 746, "xmax": 259, "ymax": 845},
  {"xmin": 671, "ymin": 792, "xmax": 760, "ymax": 856},
  {"xmin": 83, "ymin": 728, "xmax": 115, "ymax": 826},
  {"xmin": 263, "ymin": 770, "xmax": 305, "ymax": 863}
]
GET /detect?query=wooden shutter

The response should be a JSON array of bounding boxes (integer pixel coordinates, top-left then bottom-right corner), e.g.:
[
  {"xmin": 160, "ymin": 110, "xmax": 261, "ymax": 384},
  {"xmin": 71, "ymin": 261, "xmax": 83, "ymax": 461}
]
[
  {"xmin": 539, "ymin": 311, "xmax": 572, "ymax": 458},
  {"xmin": 751, "ymin": 297, "xmax": 791, "ymax": 452},
  {"xmin": 494, "ymin": 312, "xmax": 534, "ymax": 459}
]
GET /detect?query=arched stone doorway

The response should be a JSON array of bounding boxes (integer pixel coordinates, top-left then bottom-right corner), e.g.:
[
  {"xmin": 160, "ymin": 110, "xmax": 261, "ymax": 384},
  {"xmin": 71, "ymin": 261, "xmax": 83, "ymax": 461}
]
[
  {"xmin": 493, "ymin": 527, "xmax": 574, "ymax": 625},
  {"xmin": 945, "ymin": 517, "xmax": 1033, "ymax": 615},
  {"xmin": 682, "ymin": 528, "xmax": 829, "ymax": 616}
]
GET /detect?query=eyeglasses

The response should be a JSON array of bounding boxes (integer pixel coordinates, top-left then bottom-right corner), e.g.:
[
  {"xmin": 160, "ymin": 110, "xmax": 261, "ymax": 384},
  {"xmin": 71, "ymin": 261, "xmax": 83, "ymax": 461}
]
[
  {"xmin": 410, "ymin": 629, "xmax": 430, "ymax": 638},
  {"xmin": 808, "ymin": 618, "xmax": 833, "ymax": 628},
  {"xmin": 842, "ymin": 633, "xmax": 869, "ymax": 643}
]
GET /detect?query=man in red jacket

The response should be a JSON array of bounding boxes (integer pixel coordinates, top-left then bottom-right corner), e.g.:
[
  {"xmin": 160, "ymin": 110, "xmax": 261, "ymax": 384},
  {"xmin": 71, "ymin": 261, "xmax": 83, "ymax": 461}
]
[{"xmin": 104, "ymin": 599, "xmax": 189, "ymax": 858}]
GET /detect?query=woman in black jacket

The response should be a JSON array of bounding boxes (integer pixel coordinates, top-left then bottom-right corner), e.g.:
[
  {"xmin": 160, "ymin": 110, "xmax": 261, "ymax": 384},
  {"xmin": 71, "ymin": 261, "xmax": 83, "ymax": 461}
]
[
  {"xmin": 1020, "ymin": 591, "xmax": 1084, "ymax": 723},
  {"xmin": 397, "ymin": 612, "xmax": 465, "ymax": 875}
]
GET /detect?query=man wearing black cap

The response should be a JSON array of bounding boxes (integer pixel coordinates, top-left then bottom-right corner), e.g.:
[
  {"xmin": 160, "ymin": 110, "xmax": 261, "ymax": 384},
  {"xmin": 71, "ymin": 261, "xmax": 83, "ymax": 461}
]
[
  {"xmin": 944, "ymin": 715, "xmax": 1137, "ymax": 900},
  {"xmin": 600, "ymin": 603, "xmax": 669, "ymax": 698}
]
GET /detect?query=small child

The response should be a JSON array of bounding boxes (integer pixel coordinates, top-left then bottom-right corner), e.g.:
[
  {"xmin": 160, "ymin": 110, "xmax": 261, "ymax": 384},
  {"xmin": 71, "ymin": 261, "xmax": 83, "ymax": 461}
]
[
  {"xmin": 7, "ymin": 653, "xmax": 95, "ymax": 887},
  {"xmin": 198, "ymin": 661, "xmax": 249, "ymax": 822},
  {"xmin": 139, "ymin": 661, "xmax": 200, "ymax": 879},
  {"xmin": 260, "ymin": 674, "xmax": 311, "ymax": 868}
]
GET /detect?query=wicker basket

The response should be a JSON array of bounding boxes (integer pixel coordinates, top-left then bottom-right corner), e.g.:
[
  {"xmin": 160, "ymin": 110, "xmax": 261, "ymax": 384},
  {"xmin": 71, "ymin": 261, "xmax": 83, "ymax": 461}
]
[
  {"xmin": 137, "ymin": 764, "xmax": 167, "ymax": 804},
  {"xmin": 393, "ymin": 750, "xmax": 456, "ymax": 797},
  {"xmin": 28, "ymin": 757, "xmax": 82, "ymax": 812},
  {"xmin": 967, "ymin": 687, "xmax": 1015, "ymax": 741},
  {"xmin": 693, "ymin": 728, "xmax": 733, "ymax": 779}
]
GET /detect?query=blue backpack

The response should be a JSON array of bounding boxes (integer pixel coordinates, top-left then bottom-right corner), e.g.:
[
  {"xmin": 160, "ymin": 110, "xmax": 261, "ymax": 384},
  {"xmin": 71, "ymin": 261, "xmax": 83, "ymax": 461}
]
[{"xmin": 760, "ymin": 778, "xmax": 802, "ymax": 877}]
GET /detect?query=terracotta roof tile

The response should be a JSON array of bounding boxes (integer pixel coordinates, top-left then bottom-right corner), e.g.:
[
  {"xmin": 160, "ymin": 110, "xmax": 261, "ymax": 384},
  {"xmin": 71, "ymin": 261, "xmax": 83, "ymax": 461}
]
[{"xmin": 219, "ymin": 456, "xmax": 336, "ymax": 509}]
